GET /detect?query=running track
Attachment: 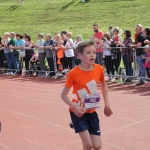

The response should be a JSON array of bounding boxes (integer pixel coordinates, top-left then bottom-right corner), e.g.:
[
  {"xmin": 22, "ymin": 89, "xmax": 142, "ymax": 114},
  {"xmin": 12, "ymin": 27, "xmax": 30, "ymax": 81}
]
[{"xmin": 0, "ymin": 76, "xmax": 150, "ymax": 150}]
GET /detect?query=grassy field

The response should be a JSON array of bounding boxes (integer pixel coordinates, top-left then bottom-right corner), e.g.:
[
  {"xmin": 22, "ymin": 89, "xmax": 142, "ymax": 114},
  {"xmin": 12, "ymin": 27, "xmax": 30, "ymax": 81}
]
[{"xmin": 0, "ymin": 0, "xmax": 150, "ymax": 41}]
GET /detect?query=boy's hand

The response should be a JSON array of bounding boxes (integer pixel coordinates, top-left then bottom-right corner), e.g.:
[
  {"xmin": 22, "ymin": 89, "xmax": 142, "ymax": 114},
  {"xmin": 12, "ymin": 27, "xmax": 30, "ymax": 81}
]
[
  {"xmin": 104, "ymin": 105, "xmax": 113, "ymax": 117},
  {"xmin": 73, "ymin": 103, "xmax": 86, "ymax": 117}
]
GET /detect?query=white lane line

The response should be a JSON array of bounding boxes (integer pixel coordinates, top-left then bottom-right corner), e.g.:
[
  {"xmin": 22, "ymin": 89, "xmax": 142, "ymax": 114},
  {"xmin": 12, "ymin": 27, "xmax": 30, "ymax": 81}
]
[
  {"xmin": 0, "ymin": 84, "xmax": 61, "ymax": 93},
  {"xmin": 0, "ymin": 143, "xmax": 12, "ymax": 150},
  {"xmin": 68, "ymin": 117, "xmax": 150, "ymax": 145},
  {"xmin": 0, "ymin": 92, "xmax": 65, "ymax": 106},
  {"xmin": 102, "ymin": 140, "xmax": 125, "ymax": 150},
  {"xmin": 0, "ymin": 84, "xmax": 149, "ymax": 107},
  {"xmin": 102, "ymin": 117, "xmax": 150, "ymax": 135},
  {"xmin": 0, "ymin": 108, "xmax": 72, "ymax": 132}
]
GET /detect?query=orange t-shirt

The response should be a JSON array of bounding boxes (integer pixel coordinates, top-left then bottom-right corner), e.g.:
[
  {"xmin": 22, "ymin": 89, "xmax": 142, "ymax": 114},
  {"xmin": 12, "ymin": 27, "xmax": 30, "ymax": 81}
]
[
  {"xmin": 57, "ymin": 48, "xmax": 64, "ymax": 59},
  {"xmin": 65, "ymin": 64, "xmax": 105, "ymax": 113}
]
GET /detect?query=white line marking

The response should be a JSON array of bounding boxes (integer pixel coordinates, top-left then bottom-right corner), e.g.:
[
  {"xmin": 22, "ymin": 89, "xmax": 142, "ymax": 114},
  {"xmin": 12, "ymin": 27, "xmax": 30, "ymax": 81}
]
[
  {"xmin": 0, "ymin": 92, "xmax": 65, "ymax": 106},
  {"xmin": 102, "ymin": 117, "xmax": 150, "ymax": 135},
  {"xmin": 0, "ymin": 84, "xmax": 149, "ymax": 107},
  {"xmin": 102, "ymin": 140, "xmax": 125, "ymax": 150},
  {"xmin": 0, "ymin": 143, "xmax": 12, "ymax": 150},
  {"xmin": 68, "ymin": 117, "xmax": 150, "ymax": 144},
  {"xmin": 0, "ymin": 84, "xmax": 61, "ymax": 93},
  {"xmin": 0, "ymin": 108, "xmax": 72, "ymax": 132}
]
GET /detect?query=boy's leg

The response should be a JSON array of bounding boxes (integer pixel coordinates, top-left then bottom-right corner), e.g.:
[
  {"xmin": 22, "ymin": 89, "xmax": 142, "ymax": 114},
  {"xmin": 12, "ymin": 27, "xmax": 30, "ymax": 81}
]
[
  {"xmin": 79, "ymin": 130, "xmax": 93, "ymax": 150},
  {"xmin": 90, "ymin": 134, "xmax": 102, "ymax": 150}
]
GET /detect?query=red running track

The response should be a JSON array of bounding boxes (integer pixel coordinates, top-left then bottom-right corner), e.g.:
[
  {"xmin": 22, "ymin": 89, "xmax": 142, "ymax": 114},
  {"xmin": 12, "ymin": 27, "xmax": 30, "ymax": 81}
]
[{"xmin": 0, "ymin": 76, "xmax": 150, "ymax": 150}]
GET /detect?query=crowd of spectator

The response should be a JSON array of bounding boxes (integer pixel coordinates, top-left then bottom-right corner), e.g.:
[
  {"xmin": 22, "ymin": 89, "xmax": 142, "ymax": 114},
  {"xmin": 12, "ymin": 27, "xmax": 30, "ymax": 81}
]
[{"xmin": 0, "ymin": 24, "xmax": 150, "ymax": 85}]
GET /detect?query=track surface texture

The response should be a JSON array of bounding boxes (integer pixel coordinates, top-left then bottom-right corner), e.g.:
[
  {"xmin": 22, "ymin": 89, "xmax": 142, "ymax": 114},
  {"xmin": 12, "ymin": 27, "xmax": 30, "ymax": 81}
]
[{"xmin": 0, "ymin": 76, "xmax": 150, "ymax": 150}]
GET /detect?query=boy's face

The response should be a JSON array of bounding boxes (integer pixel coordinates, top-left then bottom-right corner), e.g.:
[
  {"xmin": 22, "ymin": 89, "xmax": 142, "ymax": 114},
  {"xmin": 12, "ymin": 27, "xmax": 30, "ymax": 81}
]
[{"xmin": 79, "ymin": 45, "xmax": 96, "ymax": 65}]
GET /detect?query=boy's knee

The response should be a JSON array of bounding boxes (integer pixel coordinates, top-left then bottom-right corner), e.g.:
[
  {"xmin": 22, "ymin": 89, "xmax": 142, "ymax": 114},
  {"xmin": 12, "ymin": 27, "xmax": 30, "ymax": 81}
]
[
  {"xmin": 93, "ymin": 144, "xmax": 102, "ymax": 150},
  {"xmin": 83, "ymin": 143, "xmax": 93, "ymax": 150}
]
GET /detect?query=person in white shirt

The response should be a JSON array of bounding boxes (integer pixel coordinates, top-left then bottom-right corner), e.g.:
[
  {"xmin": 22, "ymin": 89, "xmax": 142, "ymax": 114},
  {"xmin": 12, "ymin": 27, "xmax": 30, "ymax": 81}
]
[
  {"xmin": 62, "ymin": 32, "xmax": 74, "ymax": 73},
  {"xmin": 102, "ymin": 33, "xmax": 113, "ymax": 81}
]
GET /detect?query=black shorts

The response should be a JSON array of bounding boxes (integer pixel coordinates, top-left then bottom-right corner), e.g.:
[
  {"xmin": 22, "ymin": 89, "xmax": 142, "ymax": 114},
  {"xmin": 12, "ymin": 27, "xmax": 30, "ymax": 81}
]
[{"xmin": 70, "ymin": 111, "xmax": 100, "ymax": 136}]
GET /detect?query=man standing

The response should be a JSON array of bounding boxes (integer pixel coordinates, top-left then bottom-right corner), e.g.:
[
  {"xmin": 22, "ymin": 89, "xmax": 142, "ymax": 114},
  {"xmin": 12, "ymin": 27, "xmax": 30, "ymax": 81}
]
[
  {"xmin": 43, "ymin": 34, "xmax": 55, "ymax": 77},
  {"xmin": 129, "ymin": 24, "xmax": 146, "ymax": 85},
  {"xmin": 91, "ymin": 24, "xmax": 104, "ymax": 65}
]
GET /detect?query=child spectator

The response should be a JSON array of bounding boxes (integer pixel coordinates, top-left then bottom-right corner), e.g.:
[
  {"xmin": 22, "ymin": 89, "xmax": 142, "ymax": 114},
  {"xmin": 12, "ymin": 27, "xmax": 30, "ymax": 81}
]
[
  {"xmin": 61, "ymin": 40, "xmax": 113, "ymax": 150},
  {"xmin": 141, "ymin": 45, "xmax": 150, "ymax": 80},
  {"xmin": 102, "ymin": 33, "xmax": 112, "ymax": 81}
]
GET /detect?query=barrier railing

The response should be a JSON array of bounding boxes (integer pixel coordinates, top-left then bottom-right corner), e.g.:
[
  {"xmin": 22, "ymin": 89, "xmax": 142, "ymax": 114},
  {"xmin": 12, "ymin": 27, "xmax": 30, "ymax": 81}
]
[{"xmin": 0, "ymin": 46, "xmax": 150, "ymax": 86}]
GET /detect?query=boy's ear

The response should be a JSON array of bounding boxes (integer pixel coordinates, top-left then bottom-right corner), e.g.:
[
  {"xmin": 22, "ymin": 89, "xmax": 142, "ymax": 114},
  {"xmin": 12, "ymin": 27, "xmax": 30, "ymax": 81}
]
[{"xmin": 78, "ymin": 53, "xmax": 82, "ymax": 59}]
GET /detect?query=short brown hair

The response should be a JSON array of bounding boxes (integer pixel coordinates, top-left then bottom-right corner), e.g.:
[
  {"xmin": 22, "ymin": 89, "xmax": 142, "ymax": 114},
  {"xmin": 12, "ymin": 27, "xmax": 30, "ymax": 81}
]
[
  {"xmin": 76, "ymin": 40, "xmax": 95, "ymax": 54},
  {"xmin": 104, "ymin": 33, "xmax": 111, "ymax": 40}
]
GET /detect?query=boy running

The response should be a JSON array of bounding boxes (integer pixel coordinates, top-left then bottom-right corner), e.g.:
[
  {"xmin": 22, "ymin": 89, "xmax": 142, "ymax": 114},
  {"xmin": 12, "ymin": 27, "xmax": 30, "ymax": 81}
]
[{"xmin": 61, "ymin": 40, "xmax": 113, "ymax": 150}]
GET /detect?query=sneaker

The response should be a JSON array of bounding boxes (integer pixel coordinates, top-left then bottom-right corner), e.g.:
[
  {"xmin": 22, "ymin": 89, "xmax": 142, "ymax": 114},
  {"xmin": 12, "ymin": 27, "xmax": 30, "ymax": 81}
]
[
  {"xmin": 5, "ymin": 72, "xmax": 13, "ymax": 76},
  {"xmin": 38, "ymin": 74, "xmax": 46, "ymax": 77},
  {"xmin": 106, "ymin": 77, "xmax": 111, "ymax": 82},
  {"xmin": 62, "ymin": 69, "xmax": 69, "ymax": 73}
]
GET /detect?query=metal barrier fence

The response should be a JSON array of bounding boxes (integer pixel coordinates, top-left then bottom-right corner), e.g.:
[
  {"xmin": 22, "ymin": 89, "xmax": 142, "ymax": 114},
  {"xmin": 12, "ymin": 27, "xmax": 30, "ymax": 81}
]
[{"xmin": 0, "ymin": 46, "xmax": 150, "ymax": 86}]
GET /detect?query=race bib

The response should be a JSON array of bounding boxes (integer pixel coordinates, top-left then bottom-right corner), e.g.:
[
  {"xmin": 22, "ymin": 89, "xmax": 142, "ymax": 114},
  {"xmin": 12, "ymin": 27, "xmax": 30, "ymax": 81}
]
[{"xmin": 84, "ymin": 93, "xmax": 100, "ymax": 110}]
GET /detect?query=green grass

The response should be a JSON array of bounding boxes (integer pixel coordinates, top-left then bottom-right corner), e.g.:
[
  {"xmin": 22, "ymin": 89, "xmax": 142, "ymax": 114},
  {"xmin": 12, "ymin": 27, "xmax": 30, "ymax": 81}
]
[{"xmin": 0, "ymin": 0, "xmax": 150, "ymax": 41}]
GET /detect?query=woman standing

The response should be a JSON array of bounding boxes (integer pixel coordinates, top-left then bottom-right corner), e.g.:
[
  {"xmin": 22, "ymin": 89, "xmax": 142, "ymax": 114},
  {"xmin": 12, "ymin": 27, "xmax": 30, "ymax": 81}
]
[
  {"xmin": 73, "ymin": 35, "xmax": 83, "ymax": 66},
  {"xmin": 110, "ymin": 27, "xmax": 122, "ymax": 82},
  {"xmin": 62, "ymin": 32, "xmax": 74, "ymax": 73},
  {"xmin": 117, "ymin": 30, "xmax": 133, "ymax": 79},
  {"xmin": 24, "ymin": 35, "xmax": 34, "ymax": 71}
]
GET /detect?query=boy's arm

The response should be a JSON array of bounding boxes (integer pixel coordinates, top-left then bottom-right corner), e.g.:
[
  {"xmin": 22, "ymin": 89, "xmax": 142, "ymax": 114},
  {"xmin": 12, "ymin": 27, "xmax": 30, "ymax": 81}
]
[
  {"xmin": 100, "ymin": 82, "xmax": 113, "ymax": 117},
  {"xmin": 61, "ymin": 86, "xmax": 86, "ymax": 117}
]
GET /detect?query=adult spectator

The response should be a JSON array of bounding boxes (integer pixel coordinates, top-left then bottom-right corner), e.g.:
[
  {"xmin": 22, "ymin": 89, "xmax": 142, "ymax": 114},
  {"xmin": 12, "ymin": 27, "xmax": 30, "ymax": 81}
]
[
  {"xmin": 2, "ymin": 32, "xmax": 12, "ymax": 75},
  {"xmin": 91, "ymin": 23, "xmax": 104, "ymax": 65},
  {"xmin": 143, "ymin": 28, "xmax": 150, "ymax": 41},
  {"xmin": 117, "ymin": 30, "xmax": 133, "ymax": 79},
  {"xmin": 108, "ymin": 25, "xmax": 113, "ymax": 38},
  {"xmin": 60, "ymin": 33, "xmax": 68, "ymax": 73},
  {"xmin": 129, "ymin": 24, "xmax": 146, "ymax": 84},
  {"xmin": 73, "ymin": 35, "xmax": 83, "ymax": 65},
  {"xmin": 23, "ymin": 35, "xmax": 34, "ymax": 71},
  {"xmin": 43, "ymin": 34, "xmax": 55, "ymax": 77},
  {"xmin": 110, "ymin": 27, "xmax": 122, "ymax": 82},
  {"xmin": 35, "ymin": 33, "xmax": 46, "ymax": 76},
  {"xmin": 62, "ymin": 32, "xmax": 74, "ymax": 73},
  {"xmin": 10, "ymin": 34, "xmax": 25, "ymax": 74},
  {"xmin": 7, "ymin": 32, "xmax": 16, "ymax": 72},
  {"xmin": 0, "ymin": 36, "xmax": 5, "ymax": 74}
]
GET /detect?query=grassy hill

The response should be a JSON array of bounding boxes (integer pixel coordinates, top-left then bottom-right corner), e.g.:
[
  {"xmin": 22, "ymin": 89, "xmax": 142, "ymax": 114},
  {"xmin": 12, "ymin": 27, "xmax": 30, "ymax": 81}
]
[{"xmin": 0, "ymin": 0, "xmax": 150, "ymax": 41}]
